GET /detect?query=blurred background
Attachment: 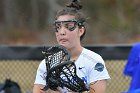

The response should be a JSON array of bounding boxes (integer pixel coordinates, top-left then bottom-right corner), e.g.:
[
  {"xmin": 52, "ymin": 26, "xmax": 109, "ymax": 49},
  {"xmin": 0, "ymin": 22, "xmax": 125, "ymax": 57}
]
[
  {"xmin": 0, "ymin": 0, "xmax": 140, "ymax": 93},
  {"xmin": 0, "ymin": 0, "xmax": 140, "ymax": 45}
]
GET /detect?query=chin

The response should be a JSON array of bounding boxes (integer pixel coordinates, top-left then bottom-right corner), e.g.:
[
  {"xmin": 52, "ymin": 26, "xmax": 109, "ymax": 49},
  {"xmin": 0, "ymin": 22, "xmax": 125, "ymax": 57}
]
[
  {"xmin": 60, "ymin": 44, "xmax": 67, "ymax": 47},
  {"xmin": 59, "ymin": 44, "xmax": 69, "ymax": 49}
]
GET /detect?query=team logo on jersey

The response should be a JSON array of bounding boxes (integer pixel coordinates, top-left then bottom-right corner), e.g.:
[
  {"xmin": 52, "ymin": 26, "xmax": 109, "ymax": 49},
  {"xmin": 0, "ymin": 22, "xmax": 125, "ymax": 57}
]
[
  {"xmin": 94, "ymin": 63, "xmax": 104, "ymax": 72},
  {"xmin": 40, "ymin": 72, "xmax": 47, "ymax": 80}
]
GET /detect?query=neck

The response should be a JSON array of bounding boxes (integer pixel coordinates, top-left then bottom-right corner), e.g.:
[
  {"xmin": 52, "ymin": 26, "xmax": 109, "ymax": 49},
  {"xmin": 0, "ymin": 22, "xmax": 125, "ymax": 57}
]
[{"xmin": 69, "ymin": 46, "xmax": 83, "ymax": 61}]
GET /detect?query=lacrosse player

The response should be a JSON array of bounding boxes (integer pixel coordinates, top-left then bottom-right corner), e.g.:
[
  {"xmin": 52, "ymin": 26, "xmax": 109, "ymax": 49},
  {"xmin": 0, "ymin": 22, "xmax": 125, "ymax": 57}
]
[{"xmin": 33, "ymin": 0, "xmax": 110, "ymax": 93}]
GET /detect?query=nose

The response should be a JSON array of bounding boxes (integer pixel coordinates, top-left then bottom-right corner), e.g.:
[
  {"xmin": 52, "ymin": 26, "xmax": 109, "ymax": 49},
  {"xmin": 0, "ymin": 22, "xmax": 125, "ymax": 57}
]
[{"xmin": 59, "ymin": 26, "xmax": 66, "ymax": 35}]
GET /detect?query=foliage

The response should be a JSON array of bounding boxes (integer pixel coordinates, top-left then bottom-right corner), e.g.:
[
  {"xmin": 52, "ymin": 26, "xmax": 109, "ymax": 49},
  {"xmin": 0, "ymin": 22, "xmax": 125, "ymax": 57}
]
[{"xmin": 0, "ymin": 0, "xmax": 139, "ymax": 45}]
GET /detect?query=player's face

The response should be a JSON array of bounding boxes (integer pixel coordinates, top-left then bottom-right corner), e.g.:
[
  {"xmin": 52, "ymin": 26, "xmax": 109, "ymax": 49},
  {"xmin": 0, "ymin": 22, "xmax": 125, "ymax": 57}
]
[{"xmin": 55, "ymin": 15, "xmax": 84, "ymax": 49}]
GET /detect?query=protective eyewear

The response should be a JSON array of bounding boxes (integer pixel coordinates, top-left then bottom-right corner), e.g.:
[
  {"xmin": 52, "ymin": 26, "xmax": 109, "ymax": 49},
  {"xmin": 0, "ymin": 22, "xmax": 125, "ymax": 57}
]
[{"xmin": 54, "ymin": 19, "xmax": 79, "ymax": 32}]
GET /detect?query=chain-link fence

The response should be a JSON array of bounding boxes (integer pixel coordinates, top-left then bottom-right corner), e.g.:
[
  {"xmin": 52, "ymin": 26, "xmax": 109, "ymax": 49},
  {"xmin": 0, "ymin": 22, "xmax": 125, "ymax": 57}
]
[{"xmin": 0, "ymin": 60, "xmax": 130, "ymax": 93}]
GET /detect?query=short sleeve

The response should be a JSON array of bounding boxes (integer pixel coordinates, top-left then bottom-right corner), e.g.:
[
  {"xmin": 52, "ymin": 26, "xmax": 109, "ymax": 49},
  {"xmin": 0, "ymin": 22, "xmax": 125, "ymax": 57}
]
[
  {"xmin": 89, "ymin": 61, "xmax": 110, "ymax": 83},
  {"xmin": 34, "ymin": 59, "xmax": 46, "ymax": 85}
]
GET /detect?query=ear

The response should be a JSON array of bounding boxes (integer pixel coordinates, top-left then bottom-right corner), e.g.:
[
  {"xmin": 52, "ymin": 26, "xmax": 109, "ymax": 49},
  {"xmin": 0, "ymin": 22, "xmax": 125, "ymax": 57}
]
[{"xmin": 79, "ymin": 27, "xmax": 85, "ymax": 37}]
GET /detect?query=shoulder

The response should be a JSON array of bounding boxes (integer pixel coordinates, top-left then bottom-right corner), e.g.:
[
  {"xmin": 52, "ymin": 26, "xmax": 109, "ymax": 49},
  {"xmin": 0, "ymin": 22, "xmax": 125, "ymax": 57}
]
[
  {"xmin": 38, "ymin": 59, "xmax": 46, "ymax": 67},
  {"xmin": 82, "ymin": 48, "xmax": 101, "ymax": 56},
  {"xmin": 37, "ymin": 59, "xmax": 46, "ymax": 72},
  {"xmin": 81, "ymin": 48, "xmax": 104, "ymax": 63}
]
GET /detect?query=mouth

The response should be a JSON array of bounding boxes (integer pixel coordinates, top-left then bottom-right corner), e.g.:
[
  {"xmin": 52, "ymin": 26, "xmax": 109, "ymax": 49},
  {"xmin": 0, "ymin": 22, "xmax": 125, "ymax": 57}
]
[{"xmin": 59, "ymin": 38, "xmax": 68, "ymax": 43}]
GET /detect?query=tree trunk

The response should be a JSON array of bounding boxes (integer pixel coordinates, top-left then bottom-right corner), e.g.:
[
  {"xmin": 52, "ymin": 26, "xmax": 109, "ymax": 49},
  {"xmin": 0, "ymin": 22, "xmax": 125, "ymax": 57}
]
[
  {"xmin": 47, "ymin": 0, "xmax": 62, "ymax": 24},
  {"xmin": 30, "ymin": 0, "xmax": 39, "ymax": 31},
  {"xmin": 3, "ymin": 0, "xmax": 18, "ymax": 28}
]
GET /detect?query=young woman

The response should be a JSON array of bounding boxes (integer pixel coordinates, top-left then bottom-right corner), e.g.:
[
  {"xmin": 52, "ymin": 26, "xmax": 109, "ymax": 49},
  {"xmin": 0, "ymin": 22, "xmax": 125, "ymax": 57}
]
[{"xmin": 33, "ymin": 1, "xmax": 110, "ymax": 93}]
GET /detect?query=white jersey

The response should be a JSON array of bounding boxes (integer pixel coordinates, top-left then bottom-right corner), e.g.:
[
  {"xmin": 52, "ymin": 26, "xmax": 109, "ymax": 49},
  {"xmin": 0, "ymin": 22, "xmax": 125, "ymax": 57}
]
[{"xmin": 34, "ymin": 48, "xmax": 110, "ymax": 92}]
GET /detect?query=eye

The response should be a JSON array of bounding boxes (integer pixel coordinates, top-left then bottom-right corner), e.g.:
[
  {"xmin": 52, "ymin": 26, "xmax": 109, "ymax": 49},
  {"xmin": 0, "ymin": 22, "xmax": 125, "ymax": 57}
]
[
  {"xmin": 64, "ymin": 21, "xmax": 77, "ymax": 31},
  {"xmin": 55, "ymin": 22, "xmax": 61, "ymax": 31},
  {"xmin": 54, "ymin": 20, "xmax": 78, "ymax": 32}
]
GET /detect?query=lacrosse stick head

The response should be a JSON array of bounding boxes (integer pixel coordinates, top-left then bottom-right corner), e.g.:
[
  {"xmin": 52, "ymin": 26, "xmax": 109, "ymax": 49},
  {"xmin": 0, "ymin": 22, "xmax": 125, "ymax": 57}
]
[
  {"xmin": 48, "ymin": 61, "xmax": 89, "ymax": 92},
  {"xmin": 42, "ymin": 45, "xmax": 70, "ymax": 70},
  {"xmin": 42, "ymin": 45, "xmax": 71, "ymax": 91}
]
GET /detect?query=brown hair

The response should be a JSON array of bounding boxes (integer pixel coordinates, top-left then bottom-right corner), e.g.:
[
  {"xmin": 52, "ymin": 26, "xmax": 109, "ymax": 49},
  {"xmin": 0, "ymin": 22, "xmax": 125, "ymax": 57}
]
[{"xmin": 55, "ymin": 0, "xmax": 87, "ymax": 41}]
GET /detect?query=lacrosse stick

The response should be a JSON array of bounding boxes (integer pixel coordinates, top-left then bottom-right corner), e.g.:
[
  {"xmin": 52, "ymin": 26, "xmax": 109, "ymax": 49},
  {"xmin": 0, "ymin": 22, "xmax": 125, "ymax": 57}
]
[
  {"xmin": 48, "ymin": 61, "xmax": 89, "ymax": 92},
  {"xmin": 42, "ymin": 45, "xmax": 71, "ymax": 91}
]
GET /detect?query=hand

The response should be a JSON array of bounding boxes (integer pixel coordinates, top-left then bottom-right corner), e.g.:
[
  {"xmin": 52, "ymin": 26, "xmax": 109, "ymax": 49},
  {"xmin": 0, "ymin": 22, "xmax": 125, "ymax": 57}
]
[
  {"xmin": 48, "ymin": 77, "xmax": 59, "ymax": 91},
  {"xmin": 82, "ymin": 91, "xmax": 89, "ymax": 93},
  {"xmin": 68, "ymin": 91, "xmax": 88, "ymax": 93},
  {"xmin": 40, "ymin": 89, "xmax": 46, "ymax": 93},
  {"xmin": 57, "ymin": 87, "xmax": 68, "ymax": 93},
  {"xmin": 45, "ymin": 89, "xmax": 61, "ymax": 93}
]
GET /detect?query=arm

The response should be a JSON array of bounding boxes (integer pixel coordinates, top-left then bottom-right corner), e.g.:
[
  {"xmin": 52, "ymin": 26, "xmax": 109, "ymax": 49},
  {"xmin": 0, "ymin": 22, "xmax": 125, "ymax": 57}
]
[
  {"xmin": 33, "ymin": 60, "xmax": 48, "ymax": 93},
  {"xmin": 89, "ymin": 80, "xmax": 107, "ymax": 93},
  {"xmin": 33, "ymin": 84, "xmax": 61, "ymax": 93},
  {"xmin": 33, "ymin": 84, "xmax": 46, "ymax": 93}
]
